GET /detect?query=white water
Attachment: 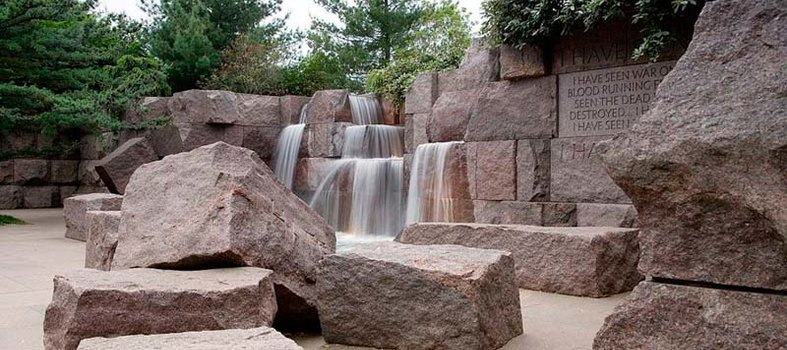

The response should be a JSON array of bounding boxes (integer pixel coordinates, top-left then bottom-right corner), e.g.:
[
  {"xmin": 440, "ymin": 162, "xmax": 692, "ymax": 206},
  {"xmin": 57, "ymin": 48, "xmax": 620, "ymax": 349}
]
[
  {"xmin": 309, "ymin": 95, "xmax": 405, "ymax": 241},
  {"xmin": 298, "ymin": 103, "xmax": 309, "ymax": 124},
  {"xmin": 273, "ymin": 124, "xmax": 305, "ymax": 189},
  {"xmin": 405, "ymin": 141, "xmax": 463, "ymax": 224}
]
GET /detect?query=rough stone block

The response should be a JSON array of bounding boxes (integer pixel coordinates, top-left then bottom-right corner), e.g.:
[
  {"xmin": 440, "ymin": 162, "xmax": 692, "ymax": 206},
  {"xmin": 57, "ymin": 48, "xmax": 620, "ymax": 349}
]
[
  {"xmin": 293, "ymin": 158, "xmax": 339, "ymax": 192},
  {"xmin": 404, "ymin": 73, "xmax": 438, "ymax": 115},
  {"xmin": 23, "ymin": 186, "xmax": 58, "ymax": 208},
  {"xmin": 542, "ymin": 202, "xmax": 578, "ymax": 227},
  {"xmin": 63, "ymin": 193, "xmax": 123, "ymax": 242},
  {"xmin": 51, "ymin": 160, "xmax": 79, "ymax": 184},
  {"xmin": 404, "ymin": 113, "xmax": 429, "ymax": 154},
  {"xmin": 438, "ymin": 39, "xmax": 500, "ymax": 94},
  {"xmin": 598, "ymin": 0, "xmax": 786, "ymax": 290},
  {"xmin": 13, "ymin": 159, "xmax": 50, "ymax": 185},
  {"xmin": 79, "ymin": 133, "xmax": 116, "ymax": 161},
  {"xmin": 124, "ymin": 97, "xmax": 170, "ymax": 123},
  {"xmin": 175, "ymin": 122, "xmax": 226, "ymax": 151},
  {"xmin": 168, "ymin": 90, "xmax": 240, "ymax": 125},
  {"xmin": 399, "ymin": 223, "xmax": 641, "ymax": 297},
  {"xmin": 305, "ymin": 90, "xmax": 352, "ymax": 124},
  {"xmin": 112, "ymin": 142, "xmax": 335, "ymax": 329},
  {"xmin": 0, "ymin": 160, "xmax": 13, "ymax": 184},
  {"xmin": 84, "ymin": 211, "xmax": 121, "ymax": 271},
  {"xmin": 306, "ymin": 122, "xmax": 350, "ymax": 158},
  {"xmin": 95, "ymin": 138, "xmax": 159, "ymax": 194},
  {"xmin": 237, "ymin": 94, "xmax": 282, "ymax": 126},
  {"xmin": 500, "ymin": 44, "xmax": 546, "ymax": 80},
  {"xmin": 281, "ymin": 95, "xmax": 312, "ymax": 124},
  {"xmin": 517, "ymin": 139, "xmax": 551, "ymax": 201},
  {"xmin": 44, "ymin": 268, "xmax": 277, "ymax": 350},
  {"xmin": 241, "ymin": 126, "xmax": 281, "ymax": 160},
  {"xmin": 551, "ymin": 136, "xmax": 630, "ymax": 203},
  {"xmin": 473, "ymin": 200, "xmax": 542, "ymax": 225},
  {"xmin": 576, "ymin": 203, "xmax": 638, "ymax": 228},
  {"xmin": 0, "ymin": 185, "xmax": 22, "ymax": 209},
  {"xmin": 465, "ymin": 76, "xmax": 557, "ymax": 141},
  {"xmin": 145, "ymin": 125, "xmax": 184, "ymax": 157},
  {"xmin": 77, "ymin": 327, "xmax": 304, "ymax": 350},
  {"xmin": 466, "ymin": 140, "xmax": 516, "ymax": 200},
  {"xmin": 77, "ymin": 161, "xmax": 103, "ymax": 187},
  {"xmin": 318, "ymin": 242, "xmax": 522, "ymax": 350},
  {"xmin": 594, "ymin": 282, "xmax": 787, "ymax": 350},
  {"xmin": 427, "ymin": 89, "xmax": 480, "ymax": 142}
]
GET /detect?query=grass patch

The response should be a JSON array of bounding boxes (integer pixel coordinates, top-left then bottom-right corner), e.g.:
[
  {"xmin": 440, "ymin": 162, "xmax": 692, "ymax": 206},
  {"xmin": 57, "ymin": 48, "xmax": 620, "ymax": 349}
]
[{"xmin": 0, "ymin": 215, "xmax": 26, "ymax": 226}]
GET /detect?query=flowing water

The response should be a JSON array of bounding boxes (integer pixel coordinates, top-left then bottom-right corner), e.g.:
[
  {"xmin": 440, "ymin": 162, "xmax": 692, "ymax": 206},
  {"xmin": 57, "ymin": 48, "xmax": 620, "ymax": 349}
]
[
  {"xmin": 405, "ymin": 141, "xmax": 463, "ymax": 224},
  {"xmin": 273, "ymin": 124, "xmax": 305, "ymax": 189},
  {"xmin": 349, "ymin": 94, "xmax": 382, "ymax": 125}
]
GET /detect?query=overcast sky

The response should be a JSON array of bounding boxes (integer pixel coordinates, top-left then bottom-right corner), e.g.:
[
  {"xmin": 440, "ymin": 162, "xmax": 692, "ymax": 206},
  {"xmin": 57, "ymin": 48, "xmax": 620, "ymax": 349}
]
[{"xmin": 96, "ymin": 0, "xmax": 484, "ymax": 34}]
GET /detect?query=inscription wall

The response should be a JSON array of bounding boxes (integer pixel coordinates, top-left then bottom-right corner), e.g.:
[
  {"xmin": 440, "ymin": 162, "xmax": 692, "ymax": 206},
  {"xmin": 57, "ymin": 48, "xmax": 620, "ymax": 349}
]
[{"xmin": 558, "ymin": 61, "xmax": 675, "ymax": 138}]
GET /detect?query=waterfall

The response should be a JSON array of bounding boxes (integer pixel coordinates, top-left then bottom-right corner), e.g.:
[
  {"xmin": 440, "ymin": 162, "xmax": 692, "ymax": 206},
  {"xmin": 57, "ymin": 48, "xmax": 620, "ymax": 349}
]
[
  {"xmin": 405, "ymin": 142, "xmax": 462, "ymax": 224},
  {"xmin": 273, "ymin": 124, "xmax": 305, "ymax": 189},
  {"xmin": 349, "ymin": 94, "xmax": 382, "ymax": 125},
  {"xmin": 309, "ymin": 95, "xmax": 404, "ymax": 249},
  {"xmin": 299, "ymin": 103, "xmax": 309, "ymax": 124}
]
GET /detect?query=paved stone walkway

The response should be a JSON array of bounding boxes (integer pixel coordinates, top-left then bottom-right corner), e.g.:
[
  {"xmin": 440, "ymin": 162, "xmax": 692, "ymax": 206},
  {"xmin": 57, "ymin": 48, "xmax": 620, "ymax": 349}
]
[{"xmin": 0, "ymin": 209, "xmax": 627, "ymax": 350}]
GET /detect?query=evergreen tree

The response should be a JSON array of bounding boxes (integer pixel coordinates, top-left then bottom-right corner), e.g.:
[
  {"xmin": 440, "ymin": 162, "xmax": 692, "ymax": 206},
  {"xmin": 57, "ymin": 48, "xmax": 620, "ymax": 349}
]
[{"xmin": 0, "ymin": 0, "xmax": 169, "ymax": 149}]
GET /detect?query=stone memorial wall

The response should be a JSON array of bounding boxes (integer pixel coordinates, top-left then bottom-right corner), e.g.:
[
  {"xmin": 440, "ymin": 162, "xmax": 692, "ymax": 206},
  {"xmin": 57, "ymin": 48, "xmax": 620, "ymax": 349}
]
[{"xmin": 402, "ymin": 20, "xmax": 694, "ymax": 228}]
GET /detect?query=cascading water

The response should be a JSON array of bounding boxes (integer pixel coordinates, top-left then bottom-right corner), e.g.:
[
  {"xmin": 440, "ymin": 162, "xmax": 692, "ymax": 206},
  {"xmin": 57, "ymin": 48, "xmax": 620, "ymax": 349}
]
[
  {"xmin": 310, "ymin": 95, "xmax": 405, "ymax": 249},
  {"xmin": 405, "ymin": 141, "xmax": 463, "ymax": 224},
  {"xmin": 273, "ymin": 104, "xmax": 309, "ymax": 189}
]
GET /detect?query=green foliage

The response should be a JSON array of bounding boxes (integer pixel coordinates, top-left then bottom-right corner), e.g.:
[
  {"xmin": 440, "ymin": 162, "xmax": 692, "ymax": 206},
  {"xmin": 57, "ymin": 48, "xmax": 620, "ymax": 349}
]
[
  {"xmin": 481, "ymin": 0, "xmax": 702, "ymax": 61},
  {"xmin": 143, "ymin": 0, "xmax": 284, "ymax": 92},
  {"xmin": 0, "ymin": 0, "xmax": 169, "ymax": 158},
  {"xmin": 367, "ymin": 0, "xmax": 472, "ymax": 106},
  {"xmin": 310, "ymin": 0, "xmax": 425, "ymax": 88},
  {"xmin": 0, "ymin": 215, "xmax": 26, "ymax": 225}
]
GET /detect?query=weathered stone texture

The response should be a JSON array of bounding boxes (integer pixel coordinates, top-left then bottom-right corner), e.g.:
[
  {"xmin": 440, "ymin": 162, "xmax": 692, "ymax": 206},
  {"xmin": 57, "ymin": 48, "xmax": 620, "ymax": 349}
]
[
  {"xmin": 168, "ymin": 90, "xmax": 240, "ymax": 125},
  {"xmin": 467, "ymin": 140, "xmax": 516, "ymax": 201},
  {"xmin": 599, "ymin": 0, "xmax": 787, "ymax": 290},
  {"xmin": 500, "ymin": 44, "xmax": 546, "ymax": 80},
  {"xmin": 84, "ymin": 211, "xmax": 121, "ymax": 271},
  {"xmin": 124, "ymin": 97, "xmax": 170, "ymax": 123},
  {"xmin": 236, "ymin": 94, "xmax": 282, "ymax": 126},
  {"xmin": 77, "ymin": 327, "xmax": 304, "ymax": 350},
  {"xmin": 306, "ymin": 122, "xmax": 350, "ymax": 158},
  {"xmin": 281, "ymin": 95, "xmax": 312, "ymax": 124},
  {"xmin": 44, "ymin": 268, "xmax": 277, "ymax": 350},
  {"xmin": 175, "ymin": 123, "xmax": 227, "ymax": 151},
  {"xmin": 438, "ymin": 39, "xmax": 500, "ymax": 94},
  {"xmin": 577, "ymin": 203, "xmax": 638, "ymax": 228},
  {"xmin": 293, "ymin": 158, "xmax": 339, "ymax": 192},
  {"xmin": 95, "ymin": 138, "xmax": 159, "ymax": 194},
  {"xmin": 318, "ymin": 242, "xmax": 522, "ymax": 350},
  {"xmin": 404, "ymin": 113, "xmax": 429, "ymax": 154},
  {"xmin": 112, "ymin": 142, "xmax": 335, "ymax": 328},
  {"xmin": 50, "ymin": 161, "xmax": 79, "ymax": 184},
  {"xmin": 23, "ymin": 186, "xmax": 58, "ymax": 208},
  {"xmin": 465, "ymin": 76, "xmax": 556, "ymax": 141},
  {"xmin": 79, "ymin": 133, "xmax": 117, "ymax": 160},
  {"xmin": 63, "ymin": 193, "xmax": 123, "ymax": 242},
  {"xmin": 517, "ymin": 139, "xmax": 551, "ymax": 201},
  {"xmin": 551, "ymin": 136, "xmax": 630, "ymax": 204},
  {"xmin": 0, "ymin": 185, "xmax": 22, "ymax": 209},
  {"xmin": 305, "ymin": 90, "xmax": 352, "ymax": 124},
  {"xmin": 13, "ymin": 159, "xmax": 49, "ymax": 185},
  {"xmin": 404, "ymin": 73, "xmax": 438, "ymax": 115},
  {"xmin": 594, "ymin": 282, "xmax": 787, "ymax": 350},
  {"xmin": 427, "ymin": 89, "xmax": 480, "ymax": 142},
  {"xmin": 0, "ymin": 160, "xmax": 13, "ymax": 183},
  {"xmin": 473, "ymin": 200, "xmax": 542, "ymax": 225},
  {"xmin": 398, "ymin": 223, "xmax": 641, "ymax": 297}
]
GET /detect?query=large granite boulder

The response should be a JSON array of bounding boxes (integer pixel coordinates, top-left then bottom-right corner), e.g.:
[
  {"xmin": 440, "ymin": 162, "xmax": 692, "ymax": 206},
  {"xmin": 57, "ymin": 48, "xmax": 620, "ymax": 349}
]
[
  {"xmin": 404, "ymin": 73, "xmax": 438, "ymax": 115},
  {"xmin": 305, "ymin": 90, "xmax": 352, "ymax": 124},
  {"xmin": 594, "ymin": 282, "xmax": 787, "ymax": 350},
  {"xmin": 599, "ymin": 0, "xmax": 787, "ymax": 290},
  {"xmin": 438, "ymin": 39, "xmax": 500, "ymax": 94},
  {"xmin": 63, "ymin": 193, "xmax": 123, "ymax": 242},
  {"xmin": 44, "ymin": 268, "xmax": 277, "ymax": 350},
  {"xmin": 317, "ymin": 242, "xmax": 522, "ymax": 350},
  {"xmin": 398, "ymin": 223, "xmax": 641, "ymax": 297},
  {"xmin": 95, "ymin": 138, "xmax": 159, "ymax": 194},
  {"xmin": 499, "ymin": 44, "xmax": 546, "ymax": 80},
  {"xmin": 84, "ymin": 211, "xmax": 121, "ymax": 271},
  {"xmin": 168, "ymin": 90, "xmax": 241, "ymax": 125},
  {"xmin": 77, "ymin": 327, "xmax": 303, "ymax": 350},
  {"xmin": 111, "ymin": 142, "xmax": 335, "ymax": 328},
  {"xmin": 427, "ymin": 89, "xmax": 480, "ymax": 142}
]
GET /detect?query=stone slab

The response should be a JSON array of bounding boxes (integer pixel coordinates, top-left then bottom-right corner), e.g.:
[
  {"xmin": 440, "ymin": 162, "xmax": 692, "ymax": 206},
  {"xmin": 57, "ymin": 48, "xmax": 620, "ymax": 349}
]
[
  {"xmin": 13, "ymin": 159, "xmax": 49, "ymax": 185},
  {"xmin": 558, "ymin": 61, "xmax": 675, "ymax": 138},
  {"xmin": 84, "ymin": 211, "xmax": 121, "ymax": 271},
  {"xmin": 576, "ymin": 203, "xmax": 638, "ymax": 228},
  {"xmin": 404, "ymin": 113, "xmax": 429, "ymax": 154},
  {"xmin": 594, "ymin": 282, "xmax": 787, "ymax": 350},
  {"xmin": 305, "ymin": 90, "xmax": 352, "ymax": 124},
  {"xmin": 500, "ymin": 44, "xmax": 546, "ymax": 80},
  {"xmin": 404, "ymin": 73, "xmax": 438, "ymax": 115},
  {"xmin": 551, "ymin": 136, "xmax": 630, "ymax": 204},
  {"xmin": 306, "ymin": 122, "xmax": 351, "ymax": 158},
  {"xmin": 63, "ymin": 193, "xmax": 123, "ymax": 242},
  {"xmin": 77, "ymin": 327, "xmax": 303, "ymax": 350},
  {"xmin": 168, "ymin": 90, "xmax": 240, "ymax": 125},
  {"xmin": 237, "ymin": 94, "xmax": 282, "ymax": 126},
  {"xmin": 50, "ymin": 161, "xmax": 79, "ymax": 185},
  {"xmin": 427, "ymin": 90, "xmax": 479, "ymax": 142},
  {"xmin": 467, "ymin": 140, "xmax": 516, "ymax": 200},
  {"xmin": 95, "ymin": 138, "xmax": 158, "ymax": 194},
  {"xmin": 517, "ymin": 139, "xmax": 551, "ymax": 201},
  {"xmin": 44, "ymin": 267, "xmax": 277, "ymax": 350},
  {"xmin": 281, "ymin": 95, "xmax": 312, "ymax": 124},
  {"xmin": 318, "ymin": 241, "xmax": 522, "ymax": 350},
  {"xmin": 398, "ymin": 223, "xmax": 641, "ymax": 297}
]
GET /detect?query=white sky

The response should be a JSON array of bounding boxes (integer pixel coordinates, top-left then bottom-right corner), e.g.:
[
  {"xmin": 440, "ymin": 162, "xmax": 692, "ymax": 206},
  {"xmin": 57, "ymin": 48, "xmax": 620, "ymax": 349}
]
[{"xmin": 96, "ymin": 0, "xmax": 484, "ymax": 34}]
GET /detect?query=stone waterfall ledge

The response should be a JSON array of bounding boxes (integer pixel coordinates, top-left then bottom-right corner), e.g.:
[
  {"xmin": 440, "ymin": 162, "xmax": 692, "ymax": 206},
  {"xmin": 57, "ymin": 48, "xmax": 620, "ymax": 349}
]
[
  {"xmin": 77, "ymin": 327, "xmax": 303, "ymax": 350},
  {"xmin": 398, "ymin": 223, "xmax": 641, "ymax": 297},
  {"xmin": 593, "ymin": 281, "xmax": 787, "ymax": 350},
  {"xmin": 317, "ymin": 242, "xmax": 522, "ymax": 350},
  {"xmin": 44, "ymin": 267, "xmax": 277, "ymax": 350}
]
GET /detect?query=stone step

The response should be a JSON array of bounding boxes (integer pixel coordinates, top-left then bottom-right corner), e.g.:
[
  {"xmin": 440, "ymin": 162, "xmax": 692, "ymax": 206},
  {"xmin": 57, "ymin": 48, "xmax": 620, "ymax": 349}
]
[
  {"xmin": 44, "ymin": 267, "xmax": 277, "ymax": 350},
  {"xmin": 77, "ymin": 327, "xmax": 303, "ymax": 350},
  {"xmin": 317, "ymin": 241, "xmax": 522, "ymax": 350},
  {"xmin": 397, "ymin": 223, "xmax": 641, "ymax": 297}
]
